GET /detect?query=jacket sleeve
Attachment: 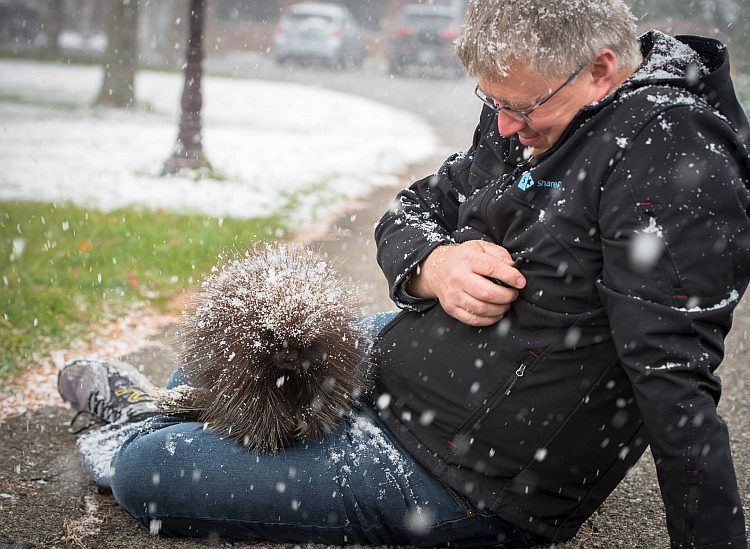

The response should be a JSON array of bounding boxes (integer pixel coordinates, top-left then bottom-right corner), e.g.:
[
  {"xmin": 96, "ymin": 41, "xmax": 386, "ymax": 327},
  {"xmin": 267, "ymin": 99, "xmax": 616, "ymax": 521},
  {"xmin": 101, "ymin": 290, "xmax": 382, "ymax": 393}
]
[
  {"xmin": 597, "ymin": 105, "xmax": 750, "ymax": 548},
  {"xmin": 374, "ymin": 114, "xmax": 487, "ymax": 311}
]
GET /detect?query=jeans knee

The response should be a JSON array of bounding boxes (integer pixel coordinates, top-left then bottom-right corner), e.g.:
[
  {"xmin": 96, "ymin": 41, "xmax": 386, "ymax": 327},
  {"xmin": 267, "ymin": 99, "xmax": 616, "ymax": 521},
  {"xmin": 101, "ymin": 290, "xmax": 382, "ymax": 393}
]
[
  {"xmin": 108, "ymin": 421, "xmax": 216, "ymax": 527},
  {"xmin": 109, "ymin": 439, "xmax": 162, "ymax": 520}
]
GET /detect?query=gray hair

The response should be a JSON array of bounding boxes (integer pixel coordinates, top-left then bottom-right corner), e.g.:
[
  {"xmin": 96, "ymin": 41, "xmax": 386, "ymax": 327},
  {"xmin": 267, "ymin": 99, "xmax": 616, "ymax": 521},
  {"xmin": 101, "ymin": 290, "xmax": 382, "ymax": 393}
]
[{"xmin": 456, "ymin": 0, "xmax": 642, "ymax": 80}]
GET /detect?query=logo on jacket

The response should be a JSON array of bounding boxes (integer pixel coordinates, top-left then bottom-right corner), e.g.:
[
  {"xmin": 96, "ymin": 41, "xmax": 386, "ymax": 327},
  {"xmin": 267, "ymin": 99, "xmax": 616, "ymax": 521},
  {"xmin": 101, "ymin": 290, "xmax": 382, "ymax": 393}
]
[
  {"xmin": 518, "ymin": 171, "xmax": 535, "ymax": 191},
  {"xmin": 517, "ymin": 170, "xmax": 563, "ymax": 191}
]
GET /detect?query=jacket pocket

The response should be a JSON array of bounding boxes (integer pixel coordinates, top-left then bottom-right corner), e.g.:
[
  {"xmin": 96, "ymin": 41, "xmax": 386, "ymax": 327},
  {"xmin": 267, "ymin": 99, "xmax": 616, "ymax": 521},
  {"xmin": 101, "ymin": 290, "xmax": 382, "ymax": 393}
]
[
  {"xmin": 601, "ymin": 201, "xmax": 691, "ymax": 307},
  {"xmin": 447, "ymin": 350, "xmax": 541, "ymax": 457},
  {"xmin": 435, "ymin": 476, "xmax": 477, "ymax": 519},
  {"xmin": 634, "ymin": 202, "xmax": 684, "ymax": 296},
  {"xmin": 683, "ymin": 469, "xmax": 701, "ymax": 547}
]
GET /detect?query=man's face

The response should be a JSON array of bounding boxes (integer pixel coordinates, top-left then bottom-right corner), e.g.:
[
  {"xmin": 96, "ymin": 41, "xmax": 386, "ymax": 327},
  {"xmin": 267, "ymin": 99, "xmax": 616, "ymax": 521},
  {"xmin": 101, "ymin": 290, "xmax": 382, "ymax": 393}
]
[{"xmin": 478, "ymin": 62, "xmax": 601, "ymax": 157}]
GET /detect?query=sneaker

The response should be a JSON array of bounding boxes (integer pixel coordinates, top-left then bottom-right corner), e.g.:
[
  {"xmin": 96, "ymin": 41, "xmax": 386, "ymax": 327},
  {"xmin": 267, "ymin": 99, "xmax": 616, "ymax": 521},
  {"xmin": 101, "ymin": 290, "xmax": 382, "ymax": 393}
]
[{"xmin": 58, "ymin": 357, "xmax": 160, "ymax": 428}]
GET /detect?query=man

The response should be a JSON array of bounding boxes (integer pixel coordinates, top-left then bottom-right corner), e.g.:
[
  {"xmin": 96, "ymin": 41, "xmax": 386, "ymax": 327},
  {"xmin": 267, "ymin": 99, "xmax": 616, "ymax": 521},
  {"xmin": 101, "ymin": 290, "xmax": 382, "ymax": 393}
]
[
  {"xmin": 59, "ymin": 0, "xmax": 749, "ymax": 547},
  {"xmin": 373, "ymin": 0, "xmax": 749, "ymax": 547}
]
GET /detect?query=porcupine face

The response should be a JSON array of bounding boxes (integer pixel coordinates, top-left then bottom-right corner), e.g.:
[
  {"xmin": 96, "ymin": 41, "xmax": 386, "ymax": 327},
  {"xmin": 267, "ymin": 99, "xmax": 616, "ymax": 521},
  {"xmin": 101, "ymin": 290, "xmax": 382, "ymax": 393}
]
[{"xmin": 162, "ymin": 244, "xmax": 372, "ymax": 452}]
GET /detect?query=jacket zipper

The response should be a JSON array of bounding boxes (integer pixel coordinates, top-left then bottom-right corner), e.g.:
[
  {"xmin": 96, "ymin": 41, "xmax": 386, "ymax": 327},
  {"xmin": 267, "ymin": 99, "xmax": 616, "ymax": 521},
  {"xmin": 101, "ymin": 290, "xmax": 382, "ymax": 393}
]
[
  {"xmin": 637, "ymin": 203, "xmax": 684, "ymax": 297},
  {"xmin": 449, "ymin": 350, "xmax": 539, "ymax": 445},
  {"xmin": 684, "ymin": 479, "xmax": 699, "ymax": 546},
  {"xmin": 684, "ymin": 456, "xmax": 700, "ymax": 547}
]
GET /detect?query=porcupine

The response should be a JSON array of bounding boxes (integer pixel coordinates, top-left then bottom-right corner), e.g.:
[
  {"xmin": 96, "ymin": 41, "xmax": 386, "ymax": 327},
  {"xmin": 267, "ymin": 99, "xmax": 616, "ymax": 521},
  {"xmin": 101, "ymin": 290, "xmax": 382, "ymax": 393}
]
[{"xmin": 158, "ymin": 243, "xmax": 374, "ymax": 452}]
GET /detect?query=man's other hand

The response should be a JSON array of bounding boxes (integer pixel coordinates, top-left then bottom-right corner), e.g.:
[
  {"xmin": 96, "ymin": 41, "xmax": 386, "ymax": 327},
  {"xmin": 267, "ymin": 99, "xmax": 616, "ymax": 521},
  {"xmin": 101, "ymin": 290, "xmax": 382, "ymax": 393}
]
[{"xmin": 407, "ymin": 241, "xmax": 526, "ymax": 327}]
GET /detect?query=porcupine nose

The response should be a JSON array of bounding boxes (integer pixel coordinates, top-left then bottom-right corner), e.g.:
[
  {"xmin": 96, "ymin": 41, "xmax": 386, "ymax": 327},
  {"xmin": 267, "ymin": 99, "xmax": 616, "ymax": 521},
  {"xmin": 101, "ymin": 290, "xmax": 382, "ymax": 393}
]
[{"xmin": 272, "ymin": 349, "xmax": 300, "ymax": 371}]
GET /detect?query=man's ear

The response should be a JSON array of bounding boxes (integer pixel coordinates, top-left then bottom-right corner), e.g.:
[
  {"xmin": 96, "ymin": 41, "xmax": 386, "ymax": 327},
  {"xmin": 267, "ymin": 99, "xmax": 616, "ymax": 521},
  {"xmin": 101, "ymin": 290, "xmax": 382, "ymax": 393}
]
[{"xmin": 589, "ymin": 49, "xmax": 620, "ymax": 88}]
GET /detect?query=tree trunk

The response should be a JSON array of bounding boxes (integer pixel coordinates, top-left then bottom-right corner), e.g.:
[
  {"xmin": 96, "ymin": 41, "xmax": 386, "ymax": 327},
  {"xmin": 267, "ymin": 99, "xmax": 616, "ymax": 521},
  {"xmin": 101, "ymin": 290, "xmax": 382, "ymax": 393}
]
[
  {"xmin": 45, "ymin": 0, "xmax": 65, "ymax": 52},
  {"xmin": 95, "ymin": 0, "xmax": 139, "ymax": 108},
  {"xmin": 163, "ymin": 0, "xmax": 211, "ymax": 175}
]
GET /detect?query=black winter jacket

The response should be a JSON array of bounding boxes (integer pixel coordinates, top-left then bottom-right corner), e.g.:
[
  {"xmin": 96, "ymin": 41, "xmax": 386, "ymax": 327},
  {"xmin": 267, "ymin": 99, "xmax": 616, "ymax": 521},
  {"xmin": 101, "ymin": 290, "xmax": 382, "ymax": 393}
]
[{"xmin": 373, "ymin": 31, "xmax": 750, "ymax": 548}]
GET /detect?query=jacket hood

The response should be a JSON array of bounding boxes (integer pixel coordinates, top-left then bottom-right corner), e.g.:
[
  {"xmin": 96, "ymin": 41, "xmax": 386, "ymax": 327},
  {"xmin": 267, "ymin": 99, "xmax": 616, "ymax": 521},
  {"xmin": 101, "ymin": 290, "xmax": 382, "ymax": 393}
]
[{"xmin": 624, "ymin": 30, "xmax": 750, "ymax": 142}]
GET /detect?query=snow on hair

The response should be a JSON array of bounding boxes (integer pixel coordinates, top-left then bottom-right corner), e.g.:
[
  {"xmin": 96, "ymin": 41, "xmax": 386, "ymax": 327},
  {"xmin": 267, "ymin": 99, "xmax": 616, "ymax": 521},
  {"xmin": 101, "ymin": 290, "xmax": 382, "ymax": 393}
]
[{"xmin": 455, "ymin": 0, "xmax": 642, "ymax": 80}]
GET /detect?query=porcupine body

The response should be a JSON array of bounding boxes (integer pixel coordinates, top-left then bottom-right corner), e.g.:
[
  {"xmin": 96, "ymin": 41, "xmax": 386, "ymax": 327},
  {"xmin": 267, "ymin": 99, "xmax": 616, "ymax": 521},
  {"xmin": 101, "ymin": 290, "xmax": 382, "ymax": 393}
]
[{"xmin": 159, "ymin": 244, "xmax": 373, "ymax": 452}]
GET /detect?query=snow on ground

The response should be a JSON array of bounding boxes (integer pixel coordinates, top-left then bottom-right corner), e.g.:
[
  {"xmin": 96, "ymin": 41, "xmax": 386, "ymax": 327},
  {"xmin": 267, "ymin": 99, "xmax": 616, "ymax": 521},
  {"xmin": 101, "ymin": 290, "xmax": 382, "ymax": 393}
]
[{"xmin": 0, "ymin": 60, "xmax": 438, "ymax": 223}]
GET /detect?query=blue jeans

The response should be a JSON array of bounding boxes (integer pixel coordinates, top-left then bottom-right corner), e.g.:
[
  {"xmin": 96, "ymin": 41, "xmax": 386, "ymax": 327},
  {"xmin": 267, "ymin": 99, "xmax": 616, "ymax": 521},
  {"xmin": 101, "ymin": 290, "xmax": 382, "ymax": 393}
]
[{"xmin": 83, "ymin": 313, "xmax": 534, "ymax": 547}]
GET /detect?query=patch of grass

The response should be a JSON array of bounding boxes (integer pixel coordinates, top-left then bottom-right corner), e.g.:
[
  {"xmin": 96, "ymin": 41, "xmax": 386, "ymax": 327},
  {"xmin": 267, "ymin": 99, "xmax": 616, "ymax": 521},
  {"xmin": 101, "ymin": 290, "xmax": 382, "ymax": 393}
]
[
  {"xmin": 0, "ymin": 47, "xmax": 104, "ymax": 66},
  {"xmin": 0, "ymin": 201, "xmax": 286, "ymax": 383},
  {"xmin": 0, "ymin": 92, "xmax": 82, "ymax": 112},
  {"xmin": 0, "ymin": 91, "xmax": 163, "ymax": 117},
  {"xmin": 279, "ymin": 179, "xmax": 340, "ymax": 225},
  {"xmin": 0, "ymin": 47, "xmax": 182, "ymax": 73}
]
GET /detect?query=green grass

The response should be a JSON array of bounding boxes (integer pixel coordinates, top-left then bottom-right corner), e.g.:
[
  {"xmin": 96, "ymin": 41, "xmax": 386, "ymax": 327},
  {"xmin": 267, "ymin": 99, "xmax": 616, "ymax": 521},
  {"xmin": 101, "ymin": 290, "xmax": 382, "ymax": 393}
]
[
  {"xmin": 0, "ymin": 47, "xmax": 104, "ymax": 66},
  {"xmin": 0, "ymin": 201, "xmax": 286, "ymax": 382},
  {"xmin": 0, "ymin": 91, "xmax": 162, "ymax": 116},
  {"xmin": 0, "ymin": 92, "xmax": 83, "ymax": 112}
]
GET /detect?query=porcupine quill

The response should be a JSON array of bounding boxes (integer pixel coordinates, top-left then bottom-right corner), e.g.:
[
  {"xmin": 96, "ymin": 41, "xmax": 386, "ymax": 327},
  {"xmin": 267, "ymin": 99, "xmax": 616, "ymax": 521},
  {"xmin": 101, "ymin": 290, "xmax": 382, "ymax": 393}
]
[{"xmin": 157, "ymin": 243, "xmax": 373, "ymax": 452}]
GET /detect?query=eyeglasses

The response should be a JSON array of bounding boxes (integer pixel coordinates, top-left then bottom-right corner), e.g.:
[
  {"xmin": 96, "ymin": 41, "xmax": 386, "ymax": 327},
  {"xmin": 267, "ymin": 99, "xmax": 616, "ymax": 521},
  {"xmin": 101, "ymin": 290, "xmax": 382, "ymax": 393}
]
[{"xmin": 474, "ymin": 65, "xmax": 586, "ymax": 123}]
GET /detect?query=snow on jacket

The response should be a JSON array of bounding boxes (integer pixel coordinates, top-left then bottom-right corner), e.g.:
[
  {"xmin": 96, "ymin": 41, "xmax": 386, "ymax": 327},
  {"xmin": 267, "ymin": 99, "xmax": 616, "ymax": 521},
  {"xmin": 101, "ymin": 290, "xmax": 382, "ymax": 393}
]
[{"xmin": 373, "ymin": 31, "xmax": 750, "ymax": 548}]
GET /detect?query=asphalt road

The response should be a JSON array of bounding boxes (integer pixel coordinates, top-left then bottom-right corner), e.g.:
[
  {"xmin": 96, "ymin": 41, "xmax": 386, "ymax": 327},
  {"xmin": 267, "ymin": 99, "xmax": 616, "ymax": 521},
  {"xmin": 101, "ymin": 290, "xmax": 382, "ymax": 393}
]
[{"xmin": 205, "ymin": 53, "xmax": 480, "ymax": 154}]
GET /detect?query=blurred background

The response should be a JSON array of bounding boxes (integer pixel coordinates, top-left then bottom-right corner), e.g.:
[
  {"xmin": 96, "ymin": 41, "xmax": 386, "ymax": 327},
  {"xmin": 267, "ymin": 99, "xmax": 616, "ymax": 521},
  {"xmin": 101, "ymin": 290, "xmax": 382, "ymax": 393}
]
[
  {"xmin": 1, "ymin": 0, "xmax": 747, "ymax": 75},
  {"xmin": 0, "ymin": 0, "xmax": 747, "ymax": 156}
]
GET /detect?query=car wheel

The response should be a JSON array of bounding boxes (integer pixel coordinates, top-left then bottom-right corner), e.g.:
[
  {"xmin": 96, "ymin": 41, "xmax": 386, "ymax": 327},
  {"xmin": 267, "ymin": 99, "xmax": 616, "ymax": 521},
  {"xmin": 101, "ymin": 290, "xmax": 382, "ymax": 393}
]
[{"xmin": 388, "ymin": 60, "xmax": 405, "ymax": 76}]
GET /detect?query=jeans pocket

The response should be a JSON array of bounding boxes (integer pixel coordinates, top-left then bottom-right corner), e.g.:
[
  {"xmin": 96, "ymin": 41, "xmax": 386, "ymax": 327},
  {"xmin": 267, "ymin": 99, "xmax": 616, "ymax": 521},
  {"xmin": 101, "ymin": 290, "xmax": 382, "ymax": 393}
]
[{"xmin": 434, "ymin": 476, "xmax": 478, "ymax": 519}]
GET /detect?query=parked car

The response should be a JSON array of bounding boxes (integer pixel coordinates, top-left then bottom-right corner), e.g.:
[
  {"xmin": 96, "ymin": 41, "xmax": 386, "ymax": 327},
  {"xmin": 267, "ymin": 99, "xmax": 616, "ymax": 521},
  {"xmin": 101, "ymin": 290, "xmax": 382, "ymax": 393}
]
[
  {"xmin": 0, "ymin": 0, "xmax": 45, "ymax": 46},
  {"xmin": 387, "ymin": 4, "xmax": 464, "ymax": 78},
  {"xmin": 273, "ymin": 3, "xmax": 367, "ymax": 69}
]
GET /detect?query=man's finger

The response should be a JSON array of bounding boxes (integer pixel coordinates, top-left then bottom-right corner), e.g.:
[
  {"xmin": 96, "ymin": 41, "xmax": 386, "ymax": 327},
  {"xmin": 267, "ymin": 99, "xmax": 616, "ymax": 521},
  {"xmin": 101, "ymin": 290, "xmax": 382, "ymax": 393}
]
[
  {"xmin": 485, "ymin": 258, "xmax": 526, "ymax": 290},
  {"xmin": 453, "ymin": 291, "xmax": 511, "ymax": 318},
  {"xmin": 463, "ymin": 274, "xmax": 519, "ymax": 306},
  {"xmin": 474, "ymin": 240, "xmax": 515, "ymax": 264},
  {"xmin": 452, "ymin": 307, "xmax": 505, "ymax": 327},
  {"xmin": 470, "ymin": 255, "xmax": 526, "ymax": 289}
]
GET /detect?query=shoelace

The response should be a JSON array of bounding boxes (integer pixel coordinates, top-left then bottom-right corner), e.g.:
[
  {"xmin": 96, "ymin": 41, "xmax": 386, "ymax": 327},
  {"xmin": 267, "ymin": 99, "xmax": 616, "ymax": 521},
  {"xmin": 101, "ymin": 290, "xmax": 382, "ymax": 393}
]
[
  {"xmin": 87, "ymin": 389, "xmax": 122, "ymax": 423},
  {"xmin": 68, "ymin": 409, "xmax": 105, "ymax": 435},
  {"xmin": 67, "ymin": 390, "xmax": 122, "ymax": 434}
]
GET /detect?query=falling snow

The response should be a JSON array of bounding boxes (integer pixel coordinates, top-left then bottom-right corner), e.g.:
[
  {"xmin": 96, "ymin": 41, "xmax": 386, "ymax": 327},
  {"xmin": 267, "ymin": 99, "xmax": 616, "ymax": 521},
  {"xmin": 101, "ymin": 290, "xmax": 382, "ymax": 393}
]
[{"xmin": 629, "ymin": 220, "xmax": 664, "ymax": 272}]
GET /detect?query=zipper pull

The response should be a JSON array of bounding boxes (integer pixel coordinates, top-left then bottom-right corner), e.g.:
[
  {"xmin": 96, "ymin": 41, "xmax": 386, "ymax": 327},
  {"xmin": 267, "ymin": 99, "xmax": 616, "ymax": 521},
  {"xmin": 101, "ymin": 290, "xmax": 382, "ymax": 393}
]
[{"xmin": 516, "ymin": 350, "xmax": 538, "ymax": 377}]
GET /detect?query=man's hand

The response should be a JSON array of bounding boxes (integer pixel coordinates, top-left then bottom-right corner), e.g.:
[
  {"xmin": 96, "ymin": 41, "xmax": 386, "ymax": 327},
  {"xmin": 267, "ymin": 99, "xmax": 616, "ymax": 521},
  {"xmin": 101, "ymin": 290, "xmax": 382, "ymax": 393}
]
[{"xmin": 407, "ymin": 241, "xmax": 526, "ymax": 327}]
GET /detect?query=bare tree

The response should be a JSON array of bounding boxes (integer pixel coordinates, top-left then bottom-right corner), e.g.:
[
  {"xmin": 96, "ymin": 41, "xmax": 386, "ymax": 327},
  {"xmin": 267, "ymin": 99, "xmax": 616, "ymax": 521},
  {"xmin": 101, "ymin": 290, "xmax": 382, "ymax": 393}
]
[
  {"xmin": 44, "ymin": 0, "xmax": 65, "ymax": 53},
  {"xmin": 163, "ymin": 0, "xmax": 211, "ymax": 175},
  {"xmin": 95, "ymin": 0, "xmax": 139, "ymax": 108}
]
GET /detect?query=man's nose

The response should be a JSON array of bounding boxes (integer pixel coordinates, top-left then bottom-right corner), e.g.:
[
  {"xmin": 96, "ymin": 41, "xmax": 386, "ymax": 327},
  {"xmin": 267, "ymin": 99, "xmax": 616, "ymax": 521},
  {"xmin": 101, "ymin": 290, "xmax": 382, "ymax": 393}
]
[{"xmin": 497, "ymin": 112, "xmax": 527, "ymax": 137}]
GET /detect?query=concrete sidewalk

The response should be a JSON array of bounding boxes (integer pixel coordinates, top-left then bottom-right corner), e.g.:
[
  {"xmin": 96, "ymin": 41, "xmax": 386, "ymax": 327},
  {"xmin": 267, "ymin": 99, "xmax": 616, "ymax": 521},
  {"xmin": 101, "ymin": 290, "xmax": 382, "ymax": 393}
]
[{"xmin": 1, "ymin": 160, "xmax": 748, "ymax": 548}]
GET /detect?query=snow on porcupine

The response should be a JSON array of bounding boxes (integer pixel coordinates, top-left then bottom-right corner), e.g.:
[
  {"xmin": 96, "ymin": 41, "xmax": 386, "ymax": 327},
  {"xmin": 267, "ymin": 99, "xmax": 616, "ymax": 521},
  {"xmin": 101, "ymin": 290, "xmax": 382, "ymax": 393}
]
[{"xmin": 158, "ymin": 243, "xmax": 373, "ymax": 452}]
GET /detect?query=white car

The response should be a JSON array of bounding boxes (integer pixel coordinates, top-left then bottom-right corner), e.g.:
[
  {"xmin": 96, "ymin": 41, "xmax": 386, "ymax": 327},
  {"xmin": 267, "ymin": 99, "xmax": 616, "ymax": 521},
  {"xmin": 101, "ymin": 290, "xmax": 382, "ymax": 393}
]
[{"xmin": 273, "ymin": 3, "xmax": 367, "ymax": 69}]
